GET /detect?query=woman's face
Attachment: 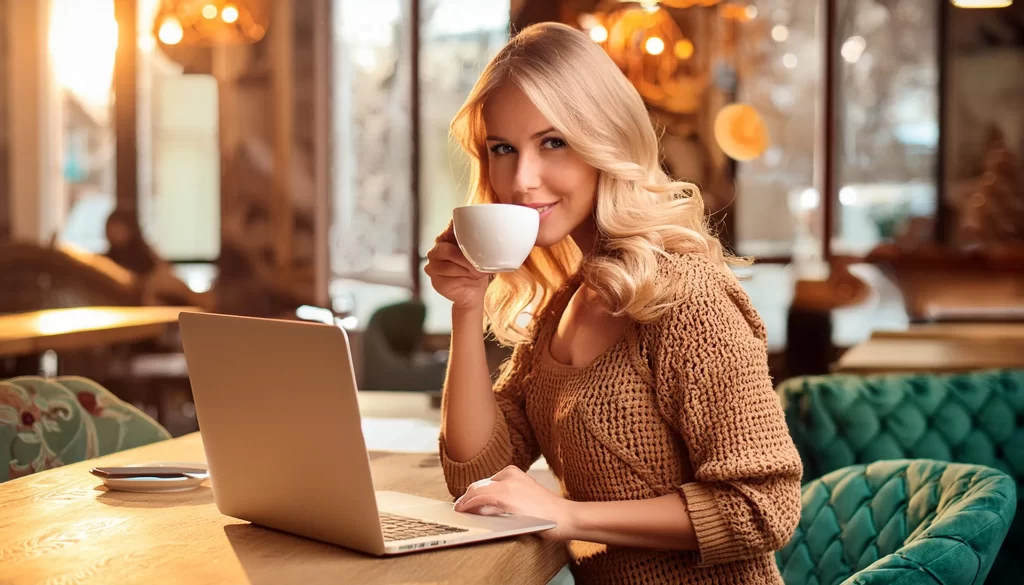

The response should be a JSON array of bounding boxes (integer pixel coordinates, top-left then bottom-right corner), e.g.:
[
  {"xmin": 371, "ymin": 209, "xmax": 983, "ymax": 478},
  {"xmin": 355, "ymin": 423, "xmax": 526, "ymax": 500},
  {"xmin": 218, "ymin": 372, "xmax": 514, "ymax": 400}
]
[
  {"xmin": 482, "ymin": 83, "xmax": 599, "ymax": 250},
  {"xmin": 106, "ymin": 218, "xmax": 131, "ymax": 247}
]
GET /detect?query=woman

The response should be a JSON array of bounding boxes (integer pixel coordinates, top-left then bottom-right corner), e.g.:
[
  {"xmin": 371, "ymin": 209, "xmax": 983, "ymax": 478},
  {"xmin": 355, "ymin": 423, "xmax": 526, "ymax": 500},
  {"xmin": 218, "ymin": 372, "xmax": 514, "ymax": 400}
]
[
  {"xmin": 425, "ymin": 22, "xmax": 802, "ymax": 585},
  {"xmin": 104, "ymin": 209, "xmax": 213, "ymax": 310}
]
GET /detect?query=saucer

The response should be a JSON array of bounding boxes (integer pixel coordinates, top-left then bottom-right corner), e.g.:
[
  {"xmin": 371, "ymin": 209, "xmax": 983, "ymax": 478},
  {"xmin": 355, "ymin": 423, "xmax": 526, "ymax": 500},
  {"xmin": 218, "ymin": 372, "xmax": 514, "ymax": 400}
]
[{"xmin": 97, "ymin": 461, "xmax": 209, "ymax": 493}]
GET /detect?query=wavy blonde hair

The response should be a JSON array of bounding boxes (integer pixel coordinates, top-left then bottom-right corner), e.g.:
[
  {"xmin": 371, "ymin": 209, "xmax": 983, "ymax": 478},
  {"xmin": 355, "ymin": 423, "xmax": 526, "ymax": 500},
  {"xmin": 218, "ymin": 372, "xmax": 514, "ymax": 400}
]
[{"xmin": 451, "ymin": 22, "xmax": 746, "ymax": 346}]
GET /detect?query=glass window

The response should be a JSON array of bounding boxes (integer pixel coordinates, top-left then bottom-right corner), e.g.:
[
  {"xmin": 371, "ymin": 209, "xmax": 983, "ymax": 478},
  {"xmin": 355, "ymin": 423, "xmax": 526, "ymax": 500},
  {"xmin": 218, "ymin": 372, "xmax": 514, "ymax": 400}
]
[
  {"xmin": 419, "ymin": 0, "xmax": 510, "ymax": 253},
  {"xmin": 51, "ymin": 0, "xmax": 118, "ymax": 253},
  {"xmin": 330, "ymin": 0, "xmax": 508, "ymax": 331},
  {"xmin": 331, "ymin": 0, "xmax": 414, "ymax": 292},
  {"xmin": 51, "ymin": 0, "xmax": 221, "ymax": 263},
  {"xmin": 735, "ymin": 0, "xmax": 938, "ymax": 259},
  {"xmin": 943, "ymin": 2, "xmax": 1024, "ymax": 247},
  {"xmin": 833, "ymin": 0, "xmax": 938, "ymax": 255},
  {"xmin": 734, "ymin": 0, "xmax": 823, "ymax": 260},
  {"xmin": 138, "ymin": 0, "xmax": 221, "ymax": 261}
]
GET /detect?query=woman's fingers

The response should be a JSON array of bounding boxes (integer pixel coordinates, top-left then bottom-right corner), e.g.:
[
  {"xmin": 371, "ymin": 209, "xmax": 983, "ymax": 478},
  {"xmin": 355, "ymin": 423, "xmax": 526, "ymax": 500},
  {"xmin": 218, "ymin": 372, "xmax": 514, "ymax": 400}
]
[
  {"xmin": 455, "ymin": 492, "xmax": 504, "ymax": 514},
  {"xmin": 428, "ymin": 243, "xmax": 483, "ymax": 277},
  {"xmin": 458, "ymin": 498, "xmax": 506, "ymax": 516},
  {"xmin": 424, "ymin": 259, "xmax": 473, "ymax": 279},
  {"xmin": 435, "ymin": 220, "xmax": 456, "ymax": 245}
]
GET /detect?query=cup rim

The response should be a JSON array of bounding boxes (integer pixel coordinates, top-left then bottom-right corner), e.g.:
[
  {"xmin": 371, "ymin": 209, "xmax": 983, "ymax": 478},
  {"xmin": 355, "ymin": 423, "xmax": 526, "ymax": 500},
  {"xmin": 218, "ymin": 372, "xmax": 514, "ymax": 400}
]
[{"xmin": 454, "ymin": 203, "xmax": 537, "ymax": 213}]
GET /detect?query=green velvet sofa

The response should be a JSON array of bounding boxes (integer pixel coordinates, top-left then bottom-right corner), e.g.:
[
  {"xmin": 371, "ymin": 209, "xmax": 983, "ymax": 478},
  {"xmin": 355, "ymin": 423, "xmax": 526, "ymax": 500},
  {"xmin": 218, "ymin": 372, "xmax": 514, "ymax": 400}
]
[{"xmin": 779, "ymin": 369, "xmax": 1023, "ymax": 583}]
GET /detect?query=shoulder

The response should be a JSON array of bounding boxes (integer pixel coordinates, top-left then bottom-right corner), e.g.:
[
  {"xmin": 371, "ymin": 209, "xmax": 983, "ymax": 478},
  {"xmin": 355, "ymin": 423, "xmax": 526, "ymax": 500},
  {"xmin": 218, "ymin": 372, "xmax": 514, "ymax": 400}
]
[{"xmin": 646, "ymin": 251, "xmax": 767, "ymax": 346}]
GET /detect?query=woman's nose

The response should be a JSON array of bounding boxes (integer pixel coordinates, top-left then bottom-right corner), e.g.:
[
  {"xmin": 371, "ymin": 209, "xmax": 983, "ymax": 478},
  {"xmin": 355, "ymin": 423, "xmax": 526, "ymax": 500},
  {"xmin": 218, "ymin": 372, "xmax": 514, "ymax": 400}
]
[{"xmin": 511, "ymin": 152, "xmax": 542, "ymax": 195}]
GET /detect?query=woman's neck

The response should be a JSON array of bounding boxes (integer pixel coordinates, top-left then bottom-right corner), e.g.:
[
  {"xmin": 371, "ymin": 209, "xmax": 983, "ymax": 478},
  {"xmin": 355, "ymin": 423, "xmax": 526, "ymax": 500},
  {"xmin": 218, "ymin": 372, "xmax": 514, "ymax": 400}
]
[{"xmin": 570, "ymin": 214, "xmax": 598, "ymax": 258}]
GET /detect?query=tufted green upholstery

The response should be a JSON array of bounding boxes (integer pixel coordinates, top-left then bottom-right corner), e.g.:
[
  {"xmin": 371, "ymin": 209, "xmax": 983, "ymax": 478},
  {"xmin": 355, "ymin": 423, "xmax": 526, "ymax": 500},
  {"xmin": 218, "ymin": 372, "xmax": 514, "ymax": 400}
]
[
  {"xmin": 0, "ymin": 376, "xmax": 170, "ymax": 483},
  {"xmin": 779, "ymin": 370, "xmax": 1024, "ymax": 583},
  {"xmin": 777, "ymin": 459, "xmax": 1016, "ymax": 585}
]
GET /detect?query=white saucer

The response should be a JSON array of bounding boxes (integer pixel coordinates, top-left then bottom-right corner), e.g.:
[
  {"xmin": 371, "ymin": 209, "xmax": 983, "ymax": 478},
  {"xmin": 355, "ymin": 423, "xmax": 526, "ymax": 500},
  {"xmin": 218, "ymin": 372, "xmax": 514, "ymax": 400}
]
[{"xmin": 98, "ymin": 461, "xmax": 209, "ymax": 493}]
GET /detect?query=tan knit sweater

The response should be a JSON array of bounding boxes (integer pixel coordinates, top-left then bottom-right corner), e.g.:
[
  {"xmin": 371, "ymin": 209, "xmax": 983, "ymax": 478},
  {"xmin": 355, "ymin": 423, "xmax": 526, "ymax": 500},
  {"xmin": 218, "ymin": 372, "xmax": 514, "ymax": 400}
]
[{"xmin": 439, "ymin": 252, "xmax": 803, "ymax": 585}]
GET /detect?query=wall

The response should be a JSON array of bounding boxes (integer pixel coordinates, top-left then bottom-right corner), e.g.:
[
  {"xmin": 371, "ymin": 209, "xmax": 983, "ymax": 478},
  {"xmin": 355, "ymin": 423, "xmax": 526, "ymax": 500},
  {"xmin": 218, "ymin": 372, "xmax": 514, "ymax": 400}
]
[
  {"xmin": 0, "ymin": 0, "xmax": 8, "ymax": 240},
  {"xmin": 6, "ymin": 0, "xmax": 60, "ymax": 245}
]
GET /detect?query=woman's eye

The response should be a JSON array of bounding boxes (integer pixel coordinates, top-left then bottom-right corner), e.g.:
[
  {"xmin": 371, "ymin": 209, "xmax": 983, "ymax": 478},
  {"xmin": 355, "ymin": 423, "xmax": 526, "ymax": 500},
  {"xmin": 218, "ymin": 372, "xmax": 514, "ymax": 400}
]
[
  {"xmin": 489, "ymin": 144, "xmax": 515, "ymax": 156},
  {"xmin": 542, "ymin": 137, "xmax": 567, "ymax": 150}
]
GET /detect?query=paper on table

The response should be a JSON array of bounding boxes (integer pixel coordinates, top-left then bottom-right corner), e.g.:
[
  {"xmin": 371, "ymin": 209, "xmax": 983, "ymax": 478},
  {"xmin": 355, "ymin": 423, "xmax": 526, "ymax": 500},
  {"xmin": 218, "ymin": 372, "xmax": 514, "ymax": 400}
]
[
  {"xmin": 359, "ymin": 417, "xmax": 551, "ymax": 471},
  {"xmin": 361, "ymin": 417, "xmax": 441, "ymax": 453}
]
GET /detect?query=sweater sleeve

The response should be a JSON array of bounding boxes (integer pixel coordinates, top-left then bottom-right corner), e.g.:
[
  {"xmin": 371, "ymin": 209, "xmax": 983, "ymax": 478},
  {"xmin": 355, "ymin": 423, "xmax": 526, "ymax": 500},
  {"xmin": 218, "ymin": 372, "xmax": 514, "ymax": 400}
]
[
  {"xmin": 439, "ymin": 342, "xmax": 541, "ymax": 498},
  {"xmin": 649, "ymin": 256, "xmax": 803, "ymax": 566}
]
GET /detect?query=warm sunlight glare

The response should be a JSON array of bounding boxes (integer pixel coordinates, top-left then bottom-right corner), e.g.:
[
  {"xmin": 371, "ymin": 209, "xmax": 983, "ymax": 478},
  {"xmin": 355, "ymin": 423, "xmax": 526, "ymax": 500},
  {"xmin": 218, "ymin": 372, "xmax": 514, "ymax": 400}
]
[
  {"xmin": 951, "ymin": 0, "xmax": 1012, "ymax": 7},
  {"xmin": 49, "ymin": 0, "xmax": 118, "ymax": 110},
  {"xmin": 35, "ymin": 309, "xmax": 121, "ymax": 335}
]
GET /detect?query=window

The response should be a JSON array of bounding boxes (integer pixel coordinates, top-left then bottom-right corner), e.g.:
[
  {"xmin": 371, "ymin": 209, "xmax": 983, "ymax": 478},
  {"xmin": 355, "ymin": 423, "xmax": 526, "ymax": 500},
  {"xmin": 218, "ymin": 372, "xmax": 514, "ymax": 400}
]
[
  {"xmin": 50, "ymin": 0, "xmax": 118, "ymax": 252},
  {"xmin": 49, "ymin": 0, "xmax": 220, "ymax": 265},
  {"xmin": 833, "ymin": 0, "xmax": 938, "ymax": 255},
  {"xmin": 330, "ymin": 0, "xmax": 509, "ymax": 331},
  {"xmin": 734, "ymin": 0, "xmax": 823, "ymax": 259},
  {"xmin": 734, "ymin": 0, "xmax": 939, "ymax": 259}
]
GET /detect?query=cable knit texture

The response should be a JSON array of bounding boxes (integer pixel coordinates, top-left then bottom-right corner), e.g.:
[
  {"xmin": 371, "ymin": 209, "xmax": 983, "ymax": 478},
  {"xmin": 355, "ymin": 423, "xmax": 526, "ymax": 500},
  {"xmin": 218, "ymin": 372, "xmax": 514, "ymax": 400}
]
[{"xmin": 439, "ymin": 252, "xmax": 803, "ymax": 585}]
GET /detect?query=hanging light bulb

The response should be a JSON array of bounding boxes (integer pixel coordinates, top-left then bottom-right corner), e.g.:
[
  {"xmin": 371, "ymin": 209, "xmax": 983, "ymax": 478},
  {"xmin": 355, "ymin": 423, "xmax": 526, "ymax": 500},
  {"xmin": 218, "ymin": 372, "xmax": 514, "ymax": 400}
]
[
  {"xmin": 222, "ymin": 5, "xmax": 240, "ymax": 23},
  {"xmin": 158, "ymin": 16, "xmax": 184, "ymax": 45},
  {"xmin": 714, "ymin": 104, "xmax": 770, "ymax": 161},
  {"xmin": 153, "ymin": 0, "xmax": 271, "ymax": 47},
  {"xmin": 673, "ymin": 39, "xmax": 694, "ymax": 60},
  {"xmin": 645, "ymin": 36, "xmax": 665, "ymax": 55}
]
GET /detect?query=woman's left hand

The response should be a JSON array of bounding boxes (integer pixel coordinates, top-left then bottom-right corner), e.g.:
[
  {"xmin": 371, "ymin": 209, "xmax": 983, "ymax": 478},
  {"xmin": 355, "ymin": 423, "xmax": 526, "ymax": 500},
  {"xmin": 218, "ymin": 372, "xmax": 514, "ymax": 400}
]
[{"xmin": 454, "ymin": 465, "xmax": 576, "ymax": 541}]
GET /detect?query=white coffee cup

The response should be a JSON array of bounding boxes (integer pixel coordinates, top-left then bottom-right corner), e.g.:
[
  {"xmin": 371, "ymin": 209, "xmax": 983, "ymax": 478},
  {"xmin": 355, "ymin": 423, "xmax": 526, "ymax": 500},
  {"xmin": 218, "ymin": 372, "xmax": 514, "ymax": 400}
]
[{"xmin": 453, "ymin": 204, "xmax": 539, "ymax": 273}]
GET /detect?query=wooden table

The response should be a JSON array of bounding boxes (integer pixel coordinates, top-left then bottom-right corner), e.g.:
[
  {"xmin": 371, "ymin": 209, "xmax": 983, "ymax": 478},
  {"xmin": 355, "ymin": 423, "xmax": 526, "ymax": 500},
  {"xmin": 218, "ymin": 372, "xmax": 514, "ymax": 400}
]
[
  {"xmin": 835, "ymin": 337, "xmax": 1024, "ymax": 375},
  {"xmin": 871, "ymin": 322, "xmax": 1024, "ymax": 342},
  {"xmin": 0, "ymin": 306, "xmax": 197, "ymax": 358},
  {"xmin": 0, "ymin": 433, "xmax": 569, "ymax": 585}
]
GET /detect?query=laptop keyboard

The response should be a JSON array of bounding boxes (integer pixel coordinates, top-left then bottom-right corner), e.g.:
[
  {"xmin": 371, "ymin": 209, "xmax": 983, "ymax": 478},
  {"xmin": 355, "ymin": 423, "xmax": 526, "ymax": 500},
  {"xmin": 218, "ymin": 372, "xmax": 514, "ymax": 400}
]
[{"xmin": 379, "ymin": 512, "xmax": 469, "ymax": 542}]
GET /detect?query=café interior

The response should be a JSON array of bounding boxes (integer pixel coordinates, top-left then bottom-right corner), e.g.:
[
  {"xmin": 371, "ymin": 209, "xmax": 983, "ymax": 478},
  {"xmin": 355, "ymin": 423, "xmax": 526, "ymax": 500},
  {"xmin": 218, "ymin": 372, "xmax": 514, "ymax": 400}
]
[{"xmin": 0, "ymin": 0, "xmax": 1022, "ymax": 583}]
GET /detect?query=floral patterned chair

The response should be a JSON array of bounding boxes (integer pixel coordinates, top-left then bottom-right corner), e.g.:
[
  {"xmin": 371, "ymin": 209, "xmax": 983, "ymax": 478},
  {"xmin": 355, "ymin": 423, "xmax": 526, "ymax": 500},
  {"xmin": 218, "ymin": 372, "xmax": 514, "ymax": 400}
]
[{"xmin": 0, "ymin": 376, "xmax": 170, "ymax": 483}]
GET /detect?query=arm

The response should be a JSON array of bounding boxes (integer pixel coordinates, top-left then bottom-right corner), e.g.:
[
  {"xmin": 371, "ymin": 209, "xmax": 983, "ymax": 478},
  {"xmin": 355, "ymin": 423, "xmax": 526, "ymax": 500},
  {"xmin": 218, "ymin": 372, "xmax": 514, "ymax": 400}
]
[
  {"xmin": 440, "ymin": 305, "xmax": 499, "ymax": 462},
  {"xmin": 650, "ymin": 264, "xmax": 803, "ymax": 565},
  {"xmin": 439, "ymin": 307, "xmax": 541, "ymax": 497},
  {"xmin": 425, "ymin": 224, "xmax": 542, "ymax": 498},
  {"xmin": 455, "ymin": 465, "xmax": 700, "ymax": 547},
  {"xmin": 564, "ymin": 494, "xmax": 698, "ymax": 550}
]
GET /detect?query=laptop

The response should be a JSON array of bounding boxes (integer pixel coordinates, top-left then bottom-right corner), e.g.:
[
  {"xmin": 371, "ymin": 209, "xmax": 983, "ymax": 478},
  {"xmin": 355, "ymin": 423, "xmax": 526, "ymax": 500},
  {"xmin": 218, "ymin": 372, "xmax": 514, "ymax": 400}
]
[{"xmin": 177, "ymin": 311, "xmax": 556, "ymax": 556}]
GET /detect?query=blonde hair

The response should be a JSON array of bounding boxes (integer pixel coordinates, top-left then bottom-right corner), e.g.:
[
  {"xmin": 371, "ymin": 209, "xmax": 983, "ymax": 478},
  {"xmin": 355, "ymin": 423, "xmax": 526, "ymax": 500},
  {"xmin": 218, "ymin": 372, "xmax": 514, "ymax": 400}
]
[{"xmin": 451, "ymin": 22, "xmax": 747, "ymax": 346}]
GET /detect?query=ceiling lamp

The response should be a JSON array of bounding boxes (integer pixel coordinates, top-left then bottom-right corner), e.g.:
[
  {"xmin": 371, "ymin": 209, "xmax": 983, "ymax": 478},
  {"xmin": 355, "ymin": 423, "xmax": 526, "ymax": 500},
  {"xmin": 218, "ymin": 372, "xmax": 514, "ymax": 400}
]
[
  {"xmin": 714, "ymin": 104, "xmax": 769, "ymax": 161},
  {"xmin": 582, "ymin": 2, "xmax": 711, "ymax": 114},
  {"xmin": 153, "ymin": 0, "xmax": 270, "ymax": 47},
  {"xmin": 950, "ymin": 0, "xmax": 1012, "ymax": 6}
]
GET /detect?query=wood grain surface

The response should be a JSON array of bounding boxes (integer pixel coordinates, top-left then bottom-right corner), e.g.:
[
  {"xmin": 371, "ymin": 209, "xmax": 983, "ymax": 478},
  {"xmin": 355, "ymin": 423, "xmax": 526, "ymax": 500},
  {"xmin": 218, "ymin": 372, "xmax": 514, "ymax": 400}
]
[
  {"xmin": 836, "ymin": 337, "xmax": 1024, "ymax": 374},
  {"xmin": 0, "ymin": 433, "xmax": 569, "ymax": 585}
]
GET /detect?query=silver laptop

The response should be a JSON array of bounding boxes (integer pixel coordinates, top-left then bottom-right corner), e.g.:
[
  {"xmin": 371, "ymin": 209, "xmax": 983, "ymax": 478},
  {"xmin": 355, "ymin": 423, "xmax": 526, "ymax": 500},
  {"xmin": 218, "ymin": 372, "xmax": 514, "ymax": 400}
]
[{"xmin": 178, "ymin": 311, "xmax": 555, "ymax": 555}]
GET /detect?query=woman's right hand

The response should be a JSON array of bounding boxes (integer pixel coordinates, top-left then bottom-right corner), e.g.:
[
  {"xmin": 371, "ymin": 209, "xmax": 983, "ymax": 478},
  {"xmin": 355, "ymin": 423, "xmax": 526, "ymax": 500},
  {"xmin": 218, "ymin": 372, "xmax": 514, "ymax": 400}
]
[{"xmin": 425, "ymin": 222, "xmax": 489, "ymax": 311}]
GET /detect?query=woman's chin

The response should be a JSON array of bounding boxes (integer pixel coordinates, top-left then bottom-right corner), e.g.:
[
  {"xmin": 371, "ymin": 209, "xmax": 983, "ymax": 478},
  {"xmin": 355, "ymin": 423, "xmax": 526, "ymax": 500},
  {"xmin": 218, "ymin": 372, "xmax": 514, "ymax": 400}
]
[{"xmin": 534, "ymin": 231, "xmax": 566, "ymax": 249}]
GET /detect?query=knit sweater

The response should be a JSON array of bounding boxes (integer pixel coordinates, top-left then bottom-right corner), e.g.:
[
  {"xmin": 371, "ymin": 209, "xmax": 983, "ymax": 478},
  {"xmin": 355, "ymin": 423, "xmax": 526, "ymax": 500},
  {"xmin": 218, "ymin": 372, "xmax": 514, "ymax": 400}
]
[{"xmin": 439, "ymin": 252, "xmax": 803, "ymax": 585}]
